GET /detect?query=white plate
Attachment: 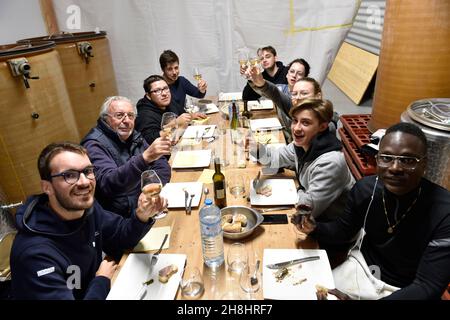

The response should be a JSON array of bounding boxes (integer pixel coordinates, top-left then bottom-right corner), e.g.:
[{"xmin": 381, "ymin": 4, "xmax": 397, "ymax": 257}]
[
  {"xmin": 160, "ymin": 182, "xmax": 203, "ymax": 208},
  {"xmin": 249, "ymin": 178, "xmax": 297, "ymax": 205},
  {"xmin": 107, "ymin": 253, "xmax": 186, "ymax": 300},
  {"xmin": 204, "ymin": 103, "xmax": 219, "ymax": 114},
  {"xmin": 172, "ymin": 149, "xmax": 212, "ymax": 169},
  {"xmin": 218, "ymin": 92, "xmax": 242, "ymax": 101},
  {"xmin": 263, "ymin": 249, "xmax": 336, "ymax": 300},
  {"xmin": 250, "ymin": 118, "xmax": 283, "ymax": 131},
  {"xmin": 182, "ymin": 125, "xmax": 216, "ymax": 139},
  {"xmin": 248, "ymin": 100, "xmax": 274, "ymax": 110}
]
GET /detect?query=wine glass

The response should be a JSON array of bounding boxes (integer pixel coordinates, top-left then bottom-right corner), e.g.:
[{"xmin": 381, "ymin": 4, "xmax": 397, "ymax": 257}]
[
  {"xmin": 193, "ymin": 67, "xmax": 202, "ymax": 82},
  {"xmin": 238, "ymin": 50, "xmax": 250, "ymax": 79},
  {"xmin": 161, "ymin": 112, "xmax": 178, "ymax": 145},
  {"xmin": 184, "ymin": 96, "xmax": 199, "ymax": 115},
  {"xmin": 249, "ymin": 56, "xmax": 263, "ymax": 74},
  {"xmin": 227, "ymin": 242, "xmax": 248, "ymax": 274},
  {"xmin": 141, "ymin": 170, "xmax": 167, "ymax": 220},
  {"xmin": 290, "ymin": 194, "xmax": 314, "ymax": 241}
]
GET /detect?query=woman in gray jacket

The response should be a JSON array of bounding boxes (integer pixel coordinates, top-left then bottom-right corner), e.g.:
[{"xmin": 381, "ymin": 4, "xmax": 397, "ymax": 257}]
[{"xmin": 251, "ymin": 99, "xmax": 354, "ymax": 222}]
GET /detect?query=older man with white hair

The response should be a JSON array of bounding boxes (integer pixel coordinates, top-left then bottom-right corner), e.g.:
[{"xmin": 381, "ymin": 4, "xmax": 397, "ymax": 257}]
[{"xmin": 81, "ymin": 96, "xmax": 171, "ymax": 217}]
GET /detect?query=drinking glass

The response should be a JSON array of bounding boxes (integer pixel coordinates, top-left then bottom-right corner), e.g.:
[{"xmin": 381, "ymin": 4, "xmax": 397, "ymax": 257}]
[
  {"xmin": 238, "ymin": 51, "xmax": 249, "ymax": 77},
  {"xmin": 249, "ymin": 56, "xmax": 263, "ymax": 74},
  {"xmin": 239, "ymin": 261, "xmax": 261, "ymax": 293},
  {"xmin": 180, "ymin": 266, "xmax": 205, "ymax": 300},
  {"xmin": 141, "ymin": 170, "xmax": 167, "ymax": 220},
  {"xmin": 227, "ymin": 242, "xmax": 248, "ymax": 274},
  {"xmin": 161, "ymin": 112, "xmax": 178, "ymax": 144},
  {"xmin": 193, "ymin": 67, "xmax": 202, "ymax": 82},
  {"xmin": 228, "ymin": 175, "xmax": 245, "ymax": 199}
]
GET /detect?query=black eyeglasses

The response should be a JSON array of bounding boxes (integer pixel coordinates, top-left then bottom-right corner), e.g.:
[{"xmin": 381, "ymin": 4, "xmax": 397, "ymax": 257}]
[
  {"xmin": 150, "ymin": 86, "xmax": 170, "ymax": 95},
  {"xmin": 376, "ymin": 154, "xmax": 425, "ymax": 170},
  {"xmin": 50, "ymin": 166, "xmax": 96, "ymax": 185},
  {"xmin": 106, "ymin": 112, "xmax": 136, "ymax": 121}
]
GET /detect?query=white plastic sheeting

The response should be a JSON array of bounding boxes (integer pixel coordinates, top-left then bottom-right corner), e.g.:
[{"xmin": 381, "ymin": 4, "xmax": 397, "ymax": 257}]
[{"xmin": 52, "ymin": 0, "xmax": 359, "ymax": 103}]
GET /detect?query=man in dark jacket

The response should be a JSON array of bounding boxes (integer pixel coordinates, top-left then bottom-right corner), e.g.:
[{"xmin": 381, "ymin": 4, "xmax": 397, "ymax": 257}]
[
  {"xmin": 241, "ymin": 46, "xmax": 288, "ymax": 101},
  {"xmin": 10, "ymin": 142, "xmax": 166, "ymax": 299},
  {"xmin": 81, "ymin": 96, "xmax": 171, "ymax": 217},
  {"xmin": 135, "ymin": 75, "xmax": 194, "ymax": 146}
]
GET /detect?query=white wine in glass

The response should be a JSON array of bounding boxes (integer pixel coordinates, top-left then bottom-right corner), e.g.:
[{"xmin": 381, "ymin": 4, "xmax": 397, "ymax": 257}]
[
  {"xmin": 193, "ymin": 67, "xmax": 202, "ymax": 81},
  {"xmin": 161, "ymin": 112, "xmax": 178, "ymax": 144},
  {"xmin": 141, "ymin": 170, "xmax": 166, "ymax": 220}
]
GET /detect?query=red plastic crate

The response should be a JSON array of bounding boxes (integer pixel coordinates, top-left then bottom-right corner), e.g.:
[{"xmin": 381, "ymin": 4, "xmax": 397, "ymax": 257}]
[
  {"xmin": 340, "ymin": 114, "xmax": 372, "ymax": 148},
  {"xmin": 338, "ymin": 128, "xmax": 377, "ymax": 176},
  {"xmin": 342, "ymin": 145, "xmax": 363, "ymax": 181}
]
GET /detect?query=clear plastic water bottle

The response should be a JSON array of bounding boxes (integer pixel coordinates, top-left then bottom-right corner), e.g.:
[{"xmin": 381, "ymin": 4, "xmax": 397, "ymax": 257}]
[{"xmin": 199, "ymin": 199, "xmax": 224, "ymax": 268}]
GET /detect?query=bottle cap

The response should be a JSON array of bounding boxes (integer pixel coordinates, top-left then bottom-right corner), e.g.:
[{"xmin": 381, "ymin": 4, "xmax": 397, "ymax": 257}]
[{"xmin": 205, "ymin": 199, "xmax": 213, "ymax": 205}]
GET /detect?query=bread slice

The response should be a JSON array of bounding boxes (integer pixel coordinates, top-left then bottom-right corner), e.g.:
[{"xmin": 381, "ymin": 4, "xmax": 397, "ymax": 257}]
[{"xmin": 158, "ymin": 264, "xmax": 178, "ymax": 283}]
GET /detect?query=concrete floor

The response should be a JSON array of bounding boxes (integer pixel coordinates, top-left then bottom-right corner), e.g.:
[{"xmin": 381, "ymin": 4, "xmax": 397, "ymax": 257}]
[{"xmin": 322, "ymin": 78, "xmax": 373, "ymax": 116}]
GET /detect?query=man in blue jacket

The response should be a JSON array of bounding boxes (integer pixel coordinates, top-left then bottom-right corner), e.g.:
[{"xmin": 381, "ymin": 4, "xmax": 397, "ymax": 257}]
[
  {"xmin": 10, "ymin": 142, "xmax": 167, "ymax": 299},
  {"xmin": 81, "ymin": 96, "xmax": 171, "ymax": 217}
]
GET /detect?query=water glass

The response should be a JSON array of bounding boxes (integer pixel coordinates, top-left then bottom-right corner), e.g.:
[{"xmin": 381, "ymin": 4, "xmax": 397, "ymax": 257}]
[
  {"xmin": 239, "ymin": 262, "xmax": 261, "ymax": 293},
  {"xmin": 180, "ymin": 266, "xmax": 205, "ymax": 300},
  {"xmin": 228, "ymin": 175, "xmax": 246, "ymax": 199},
  {"xmin": 227, "ymin": 242, "xmax": 248, "ymax": 274}
]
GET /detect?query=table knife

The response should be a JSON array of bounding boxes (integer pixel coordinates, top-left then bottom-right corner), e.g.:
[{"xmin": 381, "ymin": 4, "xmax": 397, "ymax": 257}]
[{"xmin": 265, "ymin": 256, "xmax": 320, "ymax": 269}]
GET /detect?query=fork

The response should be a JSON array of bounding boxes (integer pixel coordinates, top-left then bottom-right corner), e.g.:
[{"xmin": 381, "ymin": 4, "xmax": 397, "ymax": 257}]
[
  {"xmin": 250, "ymin": 260, "xmax": 260, "ymax": 286},
  {"xmin": 136, "ymin": 234, "xmax": 168, "ymax": 300},
  {"xmin": 187, "ymin": 194, "xmax": 195, "ymax": 214},
  {"xmin": 150, "ymin": 233, "xmax": 169, "ymax": 267}
]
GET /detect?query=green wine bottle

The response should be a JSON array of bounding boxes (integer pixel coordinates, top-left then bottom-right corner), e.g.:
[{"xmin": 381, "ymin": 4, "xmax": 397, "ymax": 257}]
[{"xmin": 213, "ymin": 158, "xmax": 227, "ymax": 208}]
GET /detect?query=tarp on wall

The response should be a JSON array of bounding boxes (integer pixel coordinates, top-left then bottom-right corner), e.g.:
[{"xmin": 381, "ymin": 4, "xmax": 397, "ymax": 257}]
[{"xmin": 52, "ymin": 0, "xmax": 360, "ymax": 103}]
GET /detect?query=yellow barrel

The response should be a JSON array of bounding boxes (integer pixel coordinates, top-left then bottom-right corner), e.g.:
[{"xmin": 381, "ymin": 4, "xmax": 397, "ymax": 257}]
[
  {"xmin": 19, "ymin": 31, "xmax": 119, "ymax": 137},
  {"xmin": 369, "ymin": 0, "xmax": 450, "ymax": 132},
  {"xmin": 0, "ymin": 42, "xmax": 79, "ymax": 203}
]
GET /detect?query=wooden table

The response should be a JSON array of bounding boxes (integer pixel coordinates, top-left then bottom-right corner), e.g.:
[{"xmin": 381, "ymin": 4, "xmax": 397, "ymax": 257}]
[{"xmin": 113, "ymin": 100, "xmax": 318, "ymax": 300}]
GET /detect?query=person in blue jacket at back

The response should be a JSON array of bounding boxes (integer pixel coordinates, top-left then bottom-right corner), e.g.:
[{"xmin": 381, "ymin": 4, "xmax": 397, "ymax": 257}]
[{"xmin": 10, "ymin": 142, "xmax": 167, "ymax": 299}]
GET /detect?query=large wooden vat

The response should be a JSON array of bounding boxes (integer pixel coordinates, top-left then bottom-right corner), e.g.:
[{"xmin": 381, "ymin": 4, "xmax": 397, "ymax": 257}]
[
  {"xmin": 0, "ymin": 42, "xmax": 79, "ymax": 203},
  {"xmin": 369, "ymin": 0, "xmax": 450, "ymax": 132},
  {"xmin": 19, "ymin": 31, "xmax": 118, "ymax": 137}
]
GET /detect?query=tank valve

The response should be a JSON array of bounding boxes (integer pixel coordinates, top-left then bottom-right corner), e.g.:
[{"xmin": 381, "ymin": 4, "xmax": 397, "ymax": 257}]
[
  {"xmin": 8, "ymin": 58, "xmax": 40, "ymax": 89},
  {"xmin": 77, "ymin": 41, "xmax": 94, "ymax": 64}
]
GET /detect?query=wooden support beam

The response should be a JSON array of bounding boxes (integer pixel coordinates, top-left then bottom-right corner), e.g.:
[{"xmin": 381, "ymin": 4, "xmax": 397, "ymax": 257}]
[{"xmin": 39, "ymin": 0, "xmax": 59, "ymax": 35}]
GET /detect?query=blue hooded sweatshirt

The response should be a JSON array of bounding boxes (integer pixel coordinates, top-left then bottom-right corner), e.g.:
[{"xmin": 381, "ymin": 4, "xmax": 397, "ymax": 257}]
[{"xmin": 10, "ymin": 194, "xmax": 153, "ymax": 300}]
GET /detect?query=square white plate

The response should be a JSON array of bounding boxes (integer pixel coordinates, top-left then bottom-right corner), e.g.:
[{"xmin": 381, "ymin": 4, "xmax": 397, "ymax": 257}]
[
  {"xmin": 249, "ymin": 178, "xmax": 297, "ymax": 205},
  {"xmin": 218, "ymin": 92, "xmax": 242, "ymax": 101},
  {"xmin": 172, "ymin": 149, "xmax": 212, "ymax": 168},
  {"xmin": 248, "ymin": 100, "xmax": 274, "ymax": 110},
  {"xmin": 204, "ymin": 103, "xmax": 219, "ymax": 114},
  {"xmin": 250, "ymin": 118, "xmax": 283, "ymax": 131},
  {"xmin": 182, "ymin": 125, "xmax": 216, "ymax": 139},
  {"xmin": 107, "ymin": 253, "xmax": 186, "ymax": 300},
  {"xmin": 160, "ymin": 182, "xmax": 203, "ymax": 208},
  {"xmin": 263, "ymin": 249, "xmax": 336, "ymax": 300}
]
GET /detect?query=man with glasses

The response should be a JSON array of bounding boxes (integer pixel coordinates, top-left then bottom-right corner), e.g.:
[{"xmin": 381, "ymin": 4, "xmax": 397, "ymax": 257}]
[
  {"xmin": 135, "ymin": 75, "xmax": 201, "ymax": 146},
  {"xmin": 81, "ymin": 96, "xmax": 171, "ymax": 217},
  {"xmin": 10, "ymin": 142, "xmax": 167, "ymax": 299},
  {"xmin": 295, "ymin": 122, "xmax": 450, "ymax": 299}
]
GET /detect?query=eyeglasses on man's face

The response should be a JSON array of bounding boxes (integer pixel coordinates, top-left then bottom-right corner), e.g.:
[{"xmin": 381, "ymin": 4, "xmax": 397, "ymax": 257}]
[
  {"xmin": 376, "ymin": 153, "xmax": 425, "ymax": 170},
  {"xmin": 288, "ymin": 69, "xmax": 304, "ymax": 78},
  {"xmin": 150, "ymin": 86, "xmax": 170, "ymax": 95},
  {"xmin": 106, "ymin": 112, "xmax": 136, "ymax": 121},
  {"xmin": 50, "ymin": 166, "xmax": 96, "ymax": 185}
]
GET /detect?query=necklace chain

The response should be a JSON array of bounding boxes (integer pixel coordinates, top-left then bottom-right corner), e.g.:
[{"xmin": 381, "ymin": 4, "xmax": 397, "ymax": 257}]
[{"xmin": 382, "ymin": 187, "xmax": 421, "ymax": 234}]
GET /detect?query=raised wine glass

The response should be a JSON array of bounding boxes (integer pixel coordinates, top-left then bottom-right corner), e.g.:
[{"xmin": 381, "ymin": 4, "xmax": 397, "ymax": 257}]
[
  {"xmin": 290, "ymin": 194, "xmax": 314, "ymax": 241},
  {"xmin": 161, "ymin": 112, "xmax": 178, "ymax": 145},
  {"xmin": 141, "ymin": 170, "xmax": 167, "ymax": 220},
  {"xmin": 193, "ymin": 67, "xmax": 202, "ymax": 82}
]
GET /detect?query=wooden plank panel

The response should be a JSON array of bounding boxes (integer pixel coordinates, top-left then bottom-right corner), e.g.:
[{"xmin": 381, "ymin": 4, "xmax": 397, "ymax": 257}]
[{"xmin": 327, "ymin": 42, "xmax": 379, "ymax": 105}]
